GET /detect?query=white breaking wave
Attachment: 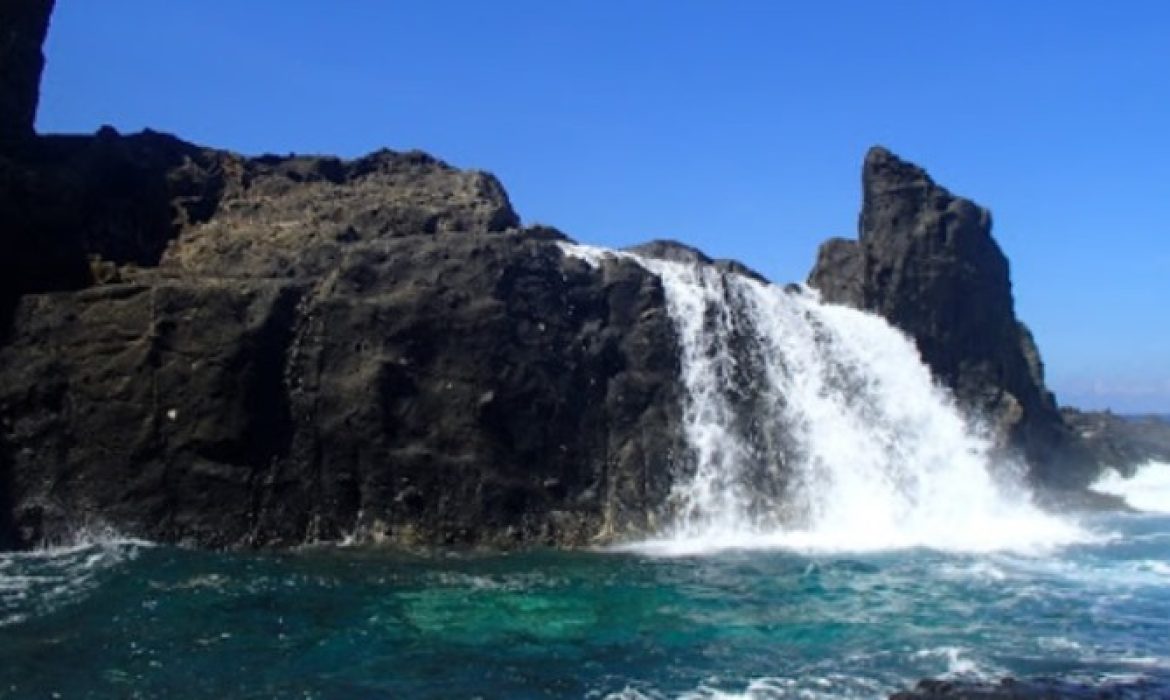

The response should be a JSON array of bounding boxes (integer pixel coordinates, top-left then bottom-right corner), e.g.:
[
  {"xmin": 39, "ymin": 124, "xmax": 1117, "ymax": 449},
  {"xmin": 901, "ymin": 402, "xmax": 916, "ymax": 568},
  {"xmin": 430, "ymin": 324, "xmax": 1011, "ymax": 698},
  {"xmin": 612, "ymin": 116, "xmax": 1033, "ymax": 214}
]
[
  {"xmin": 561, "ymin": 243, "xmax": 1090, "ymax": 555},
  {"xmin": 0, "ymin": 529, "xmax": 150, "ymax": 626},
  {"xmin": 601, "ymin": 675, "xmax": 888, "ymax": 700},
  {"xmin": 1092, "ymin": 461, "xmax": 1170, "ymax": 514}
]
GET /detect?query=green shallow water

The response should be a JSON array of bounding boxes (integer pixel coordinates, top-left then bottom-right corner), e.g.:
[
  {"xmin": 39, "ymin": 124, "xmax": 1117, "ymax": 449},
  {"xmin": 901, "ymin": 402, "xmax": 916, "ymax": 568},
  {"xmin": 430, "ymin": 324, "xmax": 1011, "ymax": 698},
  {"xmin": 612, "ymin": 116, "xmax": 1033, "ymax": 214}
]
[{"xmin": 2, "ymin": 512, "xmax": 1170, "ymax": 699}]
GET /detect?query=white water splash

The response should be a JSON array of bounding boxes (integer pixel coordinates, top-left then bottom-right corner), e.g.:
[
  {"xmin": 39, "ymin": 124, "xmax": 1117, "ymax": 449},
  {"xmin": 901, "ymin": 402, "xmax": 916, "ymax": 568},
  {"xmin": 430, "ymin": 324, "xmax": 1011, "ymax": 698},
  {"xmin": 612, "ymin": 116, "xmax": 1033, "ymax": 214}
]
[
  {"xmin": 561, "ymin": 243, "xmax": 1089, "ymax": 555},
  {"xmin": 1092, "ymin": 461, "xmax": 1170, "ymax": 514},
  {"xmin": 0, "ymin": 529, "xmax": 151, "ymax": 626}
]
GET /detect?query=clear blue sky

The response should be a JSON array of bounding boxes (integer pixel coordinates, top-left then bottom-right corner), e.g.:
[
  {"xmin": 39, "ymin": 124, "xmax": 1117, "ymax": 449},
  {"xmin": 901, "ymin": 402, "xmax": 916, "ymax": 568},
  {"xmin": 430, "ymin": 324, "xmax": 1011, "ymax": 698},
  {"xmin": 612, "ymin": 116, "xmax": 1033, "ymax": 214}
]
[{"xmin": 37, "ymin": 1, "xmax": 1169, "ymax": 412}]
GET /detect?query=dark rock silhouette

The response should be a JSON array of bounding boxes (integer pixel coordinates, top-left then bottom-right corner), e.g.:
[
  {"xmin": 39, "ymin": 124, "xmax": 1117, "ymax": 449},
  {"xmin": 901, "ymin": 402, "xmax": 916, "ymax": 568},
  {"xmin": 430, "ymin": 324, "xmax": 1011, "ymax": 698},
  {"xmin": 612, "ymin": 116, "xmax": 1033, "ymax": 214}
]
[
  {"xmin": 809, "ymin": 147, "xmax": 1097, "ymax": 487},
  {"xmin": 0, "ymin": 0, "xmax": 54, "ymax": 153},
  {"xmin": 1062, "ymin": 409, "xmax": 1170, "ymax": 475}
]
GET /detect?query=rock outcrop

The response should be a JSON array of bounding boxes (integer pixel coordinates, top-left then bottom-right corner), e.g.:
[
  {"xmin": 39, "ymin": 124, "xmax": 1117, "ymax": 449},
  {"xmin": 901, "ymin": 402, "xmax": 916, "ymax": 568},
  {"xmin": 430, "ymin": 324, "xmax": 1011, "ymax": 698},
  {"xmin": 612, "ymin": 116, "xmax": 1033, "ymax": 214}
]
[
  {"xmin": 1, "ymin": 4, "xmax": 1147, "ymax": 550},
  {"xmin": 809, "ymin": 147, "xmax": 1096, "ymax": 487},
  {"xmin": 0, "ymin": 125, "xmax": 688, "ymax": 548},
  {"xmin": 0, "ymin": 0, "xmax": 54, "ymax": 153},
  {"xmin": 0, "ymin": 130, "xmax": 519, "ymax": 299},
  {"xmin": 1061, "ymin": 409, "xmax": 1170, "ymax": 473}
]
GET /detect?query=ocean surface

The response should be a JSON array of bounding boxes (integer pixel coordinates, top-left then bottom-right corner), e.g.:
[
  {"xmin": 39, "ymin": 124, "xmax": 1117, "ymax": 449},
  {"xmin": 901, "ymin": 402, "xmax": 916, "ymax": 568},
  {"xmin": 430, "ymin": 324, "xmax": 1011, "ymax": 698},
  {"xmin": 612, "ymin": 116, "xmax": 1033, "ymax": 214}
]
[{"xmin": 2, "ymin": 462, "xmax": 1169, "ymax": 699}]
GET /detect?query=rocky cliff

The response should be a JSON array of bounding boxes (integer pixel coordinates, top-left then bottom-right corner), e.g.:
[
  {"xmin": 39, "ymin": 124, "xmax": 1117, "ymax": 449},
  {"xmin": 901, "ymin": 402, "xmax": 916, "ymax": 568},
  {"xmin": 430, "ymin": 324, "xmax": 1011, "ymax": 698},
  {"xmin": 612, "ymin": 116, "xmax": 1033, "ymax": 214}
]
[
  {"xmin": 808, "ymin": 147, "xmax": 1097, "ymax": 487},
  {"xmin": 0, "ymin": 129, "xmax": 687, "ymax": 549},
  {"xmin": 0, "ymin": 6, "xmax": 685, "ymax": 548},
  {"xmin": 0, "ymin": 5, "xmax": 1138, "ymax": 550}
]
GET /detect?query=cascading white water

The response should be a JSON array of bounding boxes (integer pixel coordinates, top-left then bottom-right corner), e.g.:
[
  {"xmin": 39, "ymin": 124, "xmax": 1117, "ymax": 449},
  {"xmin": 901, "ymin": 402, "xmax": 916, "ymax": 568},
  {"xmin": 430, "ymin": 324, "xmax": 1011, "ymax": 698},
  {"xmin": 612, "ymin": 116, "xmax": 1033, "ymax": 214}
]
[{"xmin": 561, "ymin": 243, "xmax": 1090, "ymax": 554}]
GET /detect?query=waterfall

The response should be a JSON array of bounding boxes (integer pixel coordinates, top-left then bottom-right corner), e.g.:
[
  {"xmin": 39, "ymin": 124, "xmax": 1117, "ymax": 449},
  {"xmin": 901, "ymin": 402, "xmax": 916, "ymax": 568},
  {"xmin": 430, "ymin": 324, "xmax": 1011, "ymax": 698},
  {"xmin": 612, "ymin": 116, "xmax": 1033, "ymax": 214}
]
[{"xmin": 562, "ymin": 243, "xmax": 1089, "ymax": 554}]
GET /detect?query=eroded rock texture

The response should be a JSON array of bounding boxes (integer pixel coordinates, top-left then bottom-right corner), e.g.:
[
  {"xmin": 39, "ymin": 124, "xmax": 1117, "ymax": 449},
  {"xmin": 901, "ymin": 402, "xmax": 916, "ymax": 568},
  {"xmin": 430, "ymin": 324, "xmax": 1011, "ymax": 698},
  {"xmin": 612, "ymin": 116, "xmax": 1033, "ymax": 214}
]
[
  {"xmin": 809, "ymin": 147, "xmax": 1096, "ymax": 487},
  {"xmin": 0, "ymin": 131, "xmax": 683, "ymax": 548}
]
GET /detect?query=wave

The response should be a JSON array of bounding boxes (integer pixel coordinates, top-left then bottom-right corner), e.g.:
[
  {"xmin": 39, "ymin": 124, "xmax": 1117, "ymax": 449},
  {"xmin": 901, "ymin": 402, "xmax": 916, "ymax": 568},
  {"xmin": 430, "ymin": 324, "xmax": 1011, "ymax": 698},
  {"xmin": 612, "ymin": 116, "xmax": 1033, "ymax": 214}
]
[
  {"xmin": 601, "ymin": 676, "xmax": 886, "ymax": 700},
  {"xmin": 1092, "ymin": 461, "xmax": 1170, "ymax": 514},
  {"xmin": 0, "ymin": 528, "xmax": 152, "ymax": 627}
]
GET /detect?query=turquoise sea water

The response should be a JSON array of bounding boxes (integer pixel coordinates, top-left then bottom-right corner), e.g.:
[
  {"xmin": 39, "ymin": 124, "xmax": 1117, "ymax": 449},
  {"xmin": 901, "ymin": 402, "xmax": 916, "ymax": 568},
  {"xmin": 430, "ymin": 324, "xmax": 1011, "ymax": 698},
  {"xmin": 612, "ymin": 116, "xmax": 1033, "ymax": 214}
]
[{"xmin": 2, "ymin": 510, "xmax": 1169, "ymax": 699}]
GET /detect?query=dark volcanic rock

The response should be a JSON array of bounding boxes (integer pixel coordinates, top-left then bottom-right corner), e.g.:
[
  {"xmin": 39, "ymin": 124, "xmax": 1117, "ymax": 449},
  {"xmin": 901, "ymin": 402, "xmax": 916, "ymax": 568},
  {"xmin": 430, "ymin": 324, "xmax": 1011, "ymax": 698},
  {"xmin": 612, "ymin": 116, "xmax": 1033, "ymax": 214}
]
[
  {"xmin": 809, "ymin": 147, "xmax": 1096, "ymax": 487},
  {"xmin": 7, "ymin": 244, "xmax": 680, "ymax": 549},
  {"xmin": 0, "ymin": 1, "xmax": 686, "ymax": 550},
  {"xmin": 0, "ymin": 0, "xmax": 53, "ymax": 152},
  {"xmin": 0, "ymin": 12, "xmax": 680, "ymax": 550},
  {"xmin": 1062, "ymin": 409, "xmax": 1170, "ymax": 474},
  {"xmin": 0, "ymin": 138, "xmax": 682, "ymax": 547},
  {"xmin": 161, "ymin": 148, "xmax": 520, "ymax": 277},
  {"xmin": 1, "ymin": 131, "xmax": 233, "ymax": 303},
  {"xmin": 807, "ymin": 237, "xmax": 862, "ymax": 306},
  {"xmin": 0, "ymin": 131, "xmax": 519, "ymax": 302},
  {"xmin": 890, "ymin": 675, "xmax": 1169, "ymax": 699}
]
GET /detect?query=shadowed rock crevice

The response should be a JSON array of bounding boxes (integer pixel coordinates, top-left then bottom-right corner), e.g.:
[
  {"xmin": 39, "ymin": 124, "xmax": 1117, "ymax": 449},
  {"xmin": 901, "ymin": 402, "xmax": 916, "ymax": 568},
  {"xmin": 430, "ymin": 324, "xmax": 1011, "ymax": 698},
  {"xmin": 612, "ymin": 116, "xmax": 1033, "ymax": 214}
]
[{"xmin": 1, "ymin": 131, "xmax": 236, "ymax": 309}]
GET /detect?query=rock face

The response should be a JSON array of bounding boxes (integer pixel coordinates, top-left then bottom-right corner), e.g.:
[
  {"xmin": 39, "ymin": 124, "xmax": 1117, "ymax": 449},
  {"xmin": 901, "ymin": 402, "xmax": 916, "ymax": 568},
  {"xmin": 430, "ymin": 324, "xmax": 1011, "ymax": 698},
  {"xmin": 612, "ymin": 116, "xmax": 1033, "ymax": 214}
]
[
  {"xmin": 0, "ymin": 0, "xmax": 54, "ymax": 152},
  {"xmin": 0, "ymin": 130, "xmax": 684, "ymax": 549},
  {"xmin": 0, "ymin": 130, "xmax": 519, "ymax": 300},
  {"xmin": 1061, "ymin": 409, "xmax": 1170, "ymax": 474},
  {"xmin": 809, "ymin": 147, "xmax": 1095, "ymax": 487},
  {"xmin": 0, "ymin": 6, "xmax": 686, "ymax": 549}
]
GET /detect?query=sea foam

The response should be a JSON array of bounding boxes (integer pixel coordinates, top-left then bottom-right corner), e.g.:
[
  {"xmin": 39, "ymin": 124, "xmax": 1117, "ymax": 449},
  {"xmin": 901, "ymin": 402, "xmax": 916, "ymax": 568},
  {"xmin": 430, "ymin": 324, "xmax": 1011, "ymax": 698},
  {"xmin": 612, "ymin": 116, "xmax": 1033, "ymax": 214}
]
[{"xmin": 1092, "ymin": 461, "xmax": 1170, "ymax": 514}]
